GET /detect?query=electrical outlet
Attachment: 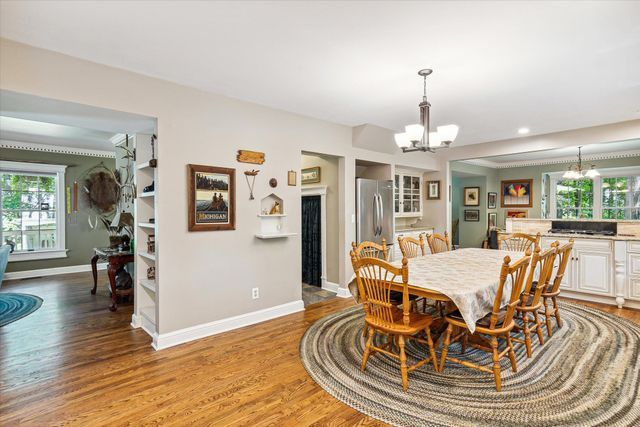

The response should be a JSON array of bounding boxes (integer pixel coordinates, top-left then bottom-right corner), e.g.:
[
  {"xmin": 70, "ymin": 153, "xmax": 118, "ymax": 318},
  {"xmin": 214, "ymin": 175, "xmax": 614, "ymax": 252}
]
[{"xmin": 252, "ymin": 288, "xmax": 259, "ymax": 299}]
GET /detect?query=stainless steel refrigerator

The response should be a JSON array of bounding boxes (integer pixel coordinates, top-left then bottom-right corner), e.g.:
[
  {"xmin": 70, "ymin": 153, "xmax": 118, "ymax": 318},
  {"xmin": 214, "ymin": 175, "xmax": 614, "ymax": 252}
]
[{"xmin": 356, "ymin": 178, "xmax": 394, "ymax": 247}]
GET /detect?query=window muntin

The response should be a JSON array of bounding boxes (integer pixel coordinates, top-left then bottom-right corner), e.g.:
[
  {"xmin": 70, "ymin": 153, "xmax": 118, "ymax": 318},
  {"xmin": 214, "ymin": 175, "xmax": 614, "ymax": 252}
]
[
  {"xmin": 0, "ymin": 161, "xmax": 66, "ymax": 258},
  {"xmin": 602, "ymin": 175, "xmax": 640, "ymax": 220},
  {"xmin": 555, "ymin": 179, "xmax": 594, "ymax": 219}
]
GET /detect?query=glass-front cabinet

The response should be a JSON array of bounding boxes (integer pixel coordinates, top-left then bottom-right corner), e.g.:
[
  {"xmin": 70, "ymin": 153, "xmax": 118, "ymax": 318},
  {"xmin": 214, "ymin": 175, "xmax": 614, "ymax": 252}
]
[{"xmin": 394, "ymin": 172, "xmax": 422, "ymax": 217}]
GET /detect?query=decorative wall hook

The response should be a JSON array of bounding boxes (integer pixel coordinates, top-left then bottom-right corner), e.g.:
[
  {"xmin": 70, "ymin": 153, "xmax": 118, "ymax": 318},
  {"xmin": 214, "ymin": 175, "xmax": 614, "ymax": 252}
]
[{"xmin": 244, "ymin": 169, "xmax": 259, "ymax": 200}]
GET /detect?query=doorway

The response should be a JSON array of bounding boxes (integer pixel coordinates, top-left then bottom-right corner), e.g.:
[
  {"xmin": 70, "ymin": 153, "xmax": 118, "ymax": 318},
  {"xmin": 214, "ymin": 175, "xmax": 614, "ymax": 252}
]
[{"xmin": 300, "ymin": 152, "xmax": 339, "ymax": 306}]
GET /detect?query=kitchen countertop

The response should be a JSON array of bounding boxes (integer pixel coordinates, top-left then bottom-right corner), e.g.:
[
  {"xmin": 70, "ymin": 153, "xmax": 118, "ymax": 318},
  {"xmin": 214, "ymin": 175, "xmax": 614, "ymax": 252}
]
[
  {"xmin": 395, "ymin": 226, "xmax": 434, "ymax": 233},
  {"xmin": 541, "ymin": 233, "xmax": 640, "ymax": 241},
  {"xmin": 510, "ymin": 218, "xmax": 640, "ymax": 224}
]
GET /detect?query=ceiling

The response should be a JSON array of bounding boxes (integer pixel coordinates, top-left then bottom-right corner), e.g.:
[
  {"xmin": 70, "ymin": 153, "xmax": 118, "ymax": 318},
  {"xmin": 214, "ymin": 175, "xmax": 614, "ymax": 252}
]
[
  {"xmin": 0, "ymin": 116, "xmax": 118, "ymax": 151},
  {"xmin": 463, "ymin": 139, "xmax": 640, "ymax": 168},
  {"xmin": 1, "ymin": 1, "xmax": 639, "ymax": 146},
  {"xmin": 0, "ymin": 90, "xmax": 156, "ymax": 152}
]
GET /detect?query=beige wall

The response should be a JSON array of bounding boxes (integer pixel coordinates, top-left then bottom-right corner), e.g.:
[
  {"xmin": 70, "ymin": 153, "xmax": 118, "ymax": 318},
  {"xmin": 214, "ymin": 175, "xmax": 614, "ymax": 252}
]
[
  {"xmin": 0, "ymin": 39, "xmax": 442, "ymax": 336},
  {"xmin": 301, "ymin": 153, "xmax": 339, "ymax": 284}
]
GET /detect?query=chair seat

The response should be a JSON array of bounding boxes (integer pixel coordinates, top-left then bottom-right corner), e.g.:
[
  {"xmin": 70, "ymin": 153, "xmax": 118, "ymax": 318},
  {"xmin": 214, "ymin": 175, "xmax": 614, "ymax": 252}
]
[
  {"xmin": 447, "ymin": 309, "xmax": 506, "ymax": 328},
  {"xmin": 365, "ymin": 306, "xmax": 433, "ymax": 334},
  {"xmin": 517, "ymin": 293, "xmax": 542, "ymax": 309},
  {"xmin": 389, "ymin": 290, "xmax": 419, "ymax": 302}
]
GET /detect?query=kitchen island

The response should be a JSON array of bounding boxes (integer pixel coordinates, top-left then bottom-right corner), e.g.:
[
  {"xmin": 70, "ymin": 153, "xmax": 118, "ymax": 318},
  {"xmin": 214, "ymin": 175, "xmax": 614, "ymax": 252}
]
[{"xmin": 507, "ymin": 218, "xmax": 640, "ymax": 309}]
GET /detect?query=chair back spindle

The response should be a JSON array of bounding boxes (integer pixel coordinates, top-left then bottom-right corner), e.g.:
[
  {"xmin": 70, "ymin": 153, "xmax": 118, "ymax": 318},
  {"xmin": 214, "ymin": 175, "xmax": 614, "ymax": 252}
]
[
  {"xmin": 548, "ymin": 240, "xmax": 574, "ymax": 294},
  {"xmin": 351, "ymin": 253, "xmax": 411, "ymax": 328},
  {"xmin": 521, "ymin": 245, "xmax": 558, "ymax": 307},
  {"xmin": 398, "ymin": 234, "xmax": 425, "ymax": 259},
  {"xmin": 351, "ymin": 238, "xmax": 388, "ymax": 261},
  {"xmin": 498, "ymin": 232, "xmax": 540, "ymax": 252},
  {"xmin": 427, "ymin": 231, "xmax": 451, "ymax": 254},
  {"xmin": 489, "ymin": 253, "xmax": 531, "ymax": 329}
]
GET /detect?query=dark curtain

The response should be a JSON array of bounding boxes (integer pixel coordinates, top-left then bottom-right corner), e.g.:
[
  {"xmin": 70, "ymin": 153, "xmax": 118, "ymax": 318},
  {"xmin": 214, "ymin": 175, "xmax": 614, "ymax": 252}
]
[{"xmin": 302, "ymin": 195, "xmax": 322, "ymax": 286}]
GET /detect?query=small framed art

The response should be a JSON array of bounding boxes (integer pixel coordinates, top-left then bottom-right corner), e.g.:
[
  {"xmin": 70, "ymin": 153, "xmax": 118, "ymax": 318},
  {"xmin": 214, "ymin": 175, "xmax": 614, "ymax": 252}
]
[
  {"xmin": 288, "ymin": 170, "xmax": 297, "ymax": 186},
  {"xmin": 301, "ymin": 166, "xmax": 321, "ymax": 184},
  {"xmin": 464, "ymin": 209, "xmax": 480, "ymax": 222},
  {"xmin": 488, "ymin": 192, "xmax": 497, "ymax": 209},
  {"xmin": 464, "ymin": 187, "xmax": 480, "ymax": 206},
  {"xmin": 488, "ymin": 212, "xmax": 497, "ymax": 229},
  {"xmin": 426, "ymin": 180, "xmax": 440, "ymax": 200}
]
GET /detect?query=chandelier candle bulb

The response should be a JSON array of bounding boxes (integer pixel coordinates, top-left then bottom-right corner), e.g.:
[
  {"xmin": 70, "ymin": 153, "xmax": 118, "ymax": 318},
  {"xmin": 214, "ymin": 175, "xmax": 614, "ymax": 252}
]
[{"xmin": 405, "ymin": 124, "xmax": 424, "ymax": 143}]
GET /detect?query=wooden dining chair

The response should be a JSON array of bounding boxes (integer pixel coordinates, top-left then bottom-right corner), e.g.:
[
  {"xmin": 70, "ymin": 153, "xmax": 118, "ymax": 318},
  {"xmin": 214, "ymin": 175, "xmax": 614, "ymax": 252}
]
[
  {"xmin": 398, "ymin": 234, "xmax": 426, "ymax": 258},
  {"xmin": 426, "ymin": 231, "xmax": 451, "ymax": 254},
  {"xmin": 539, "ymin": 240, "xmax": 574, "ymax": 337},
  {"xmin": 512, "ymin": 245, "xmax": 557, "ymax": 357},
  {"xmin": 351, "ymin": 238, "xmax": 388, "ymax": 261},
  {"xmin": 439, "ymin": 252, "xmax": 531, "ymax": 391},
  {"xmin": 351, "ymin": 253, "xmax": 438, "ymax": 391},
  {"xmin": 498, "ymin": 232, "xmax": 541, "ymax": 252}
]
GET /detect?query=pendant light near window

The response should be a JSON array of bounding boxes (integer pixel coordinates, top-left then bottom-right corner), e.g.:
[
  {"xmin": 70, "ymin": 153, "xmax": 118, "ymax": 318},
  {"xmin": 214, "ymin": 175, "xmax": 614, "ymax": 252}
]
[
  {"xmin": 562, "ymin": 146, "xmax": 600, "ymax": 179},
  {"xmin": 394, "ymin": 69, "xmax": 459, "ymax": 153}
]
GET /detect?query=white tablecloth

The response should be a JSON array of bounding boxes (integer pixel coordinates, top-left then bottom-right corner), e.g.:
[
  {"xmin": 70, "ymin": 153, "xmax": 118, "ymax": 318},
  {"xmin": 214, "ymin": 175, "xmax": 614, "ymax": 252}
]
[{"xmin": 350, "ymin": 248, "xmax": 531, "ymax": 333}]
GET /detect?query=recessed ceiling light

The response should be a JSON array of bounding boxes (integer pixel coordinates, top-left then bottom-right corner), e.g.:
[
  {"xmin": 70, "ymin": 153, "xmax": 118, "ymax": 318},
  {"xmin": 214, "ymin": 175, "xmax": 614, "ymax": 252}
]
[{"xmin": 518, "ymin": 127, "xmax": 530, "ymax": 135}]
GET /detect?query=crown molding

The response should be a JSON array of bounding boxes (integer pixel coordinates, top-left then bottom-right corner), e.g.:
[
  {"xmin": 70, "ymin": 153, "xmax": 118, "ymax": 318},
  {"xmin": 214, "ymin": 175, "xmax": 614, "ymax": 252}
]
[
  {"xmin": 0, "ymin": 139, "xmax": 115, "ymax": 158},
  {"xmin": 460, "ymin": 149, "xmax": 640, "ymax": 169}
]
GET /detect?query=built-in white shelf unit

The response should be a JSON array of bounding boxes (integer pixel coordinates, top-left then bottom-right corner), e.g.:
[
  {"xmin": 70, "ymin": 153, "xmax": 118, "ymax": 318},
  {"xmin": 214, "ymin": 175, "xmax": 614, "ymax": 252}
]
[{"xmin": 131, "ymin": 134, "xmax": 159, "ymax": 348}]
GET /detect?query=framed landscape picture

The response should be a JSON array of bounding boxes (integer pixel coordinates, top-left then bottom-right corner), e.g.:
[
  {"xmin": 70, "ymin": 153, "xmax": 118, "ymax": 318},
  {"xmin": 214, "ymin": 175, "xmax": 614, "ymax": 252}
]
[
  {"xmin": 488, "ymin": 212, "xmax": 497, "ymax": 229},
  {"xmin": 464, "ymin": 187, "xmax": 480, "ymax": 206},
  {"xmin": 488, "ymin": 192, "xmax": 497, "ymax": 209},
  {"xmin": 301, "ymin": 166, "xmax": 321, "ymax": 184},
  {"xmin": 501, "ymin": 179, "xmax": 533, "ymax": 208},
  {"xmin": 426, "ymin": 180, "xmax": 440, "ymax": 200},
  {"xmin": 464, "ymin": 209, "xmax": 480, "ymax": 222},
  {"xmin": 188, "ymin": 164, "xmax": 236, "ymax": 231}
]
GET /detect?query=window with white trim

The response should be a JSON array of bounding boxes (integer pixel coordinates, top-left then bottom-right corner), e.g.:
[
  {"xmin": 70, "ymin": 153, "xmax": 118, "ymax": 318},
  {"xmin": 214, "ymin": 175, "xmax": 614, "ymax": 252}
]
[
  {"xmin": 548, "ymin": 166, "xmax": 640, "ymax": 220},
  {"xmin": 0, "ymin": 161, "xmax": 67, "ymax": 261}
]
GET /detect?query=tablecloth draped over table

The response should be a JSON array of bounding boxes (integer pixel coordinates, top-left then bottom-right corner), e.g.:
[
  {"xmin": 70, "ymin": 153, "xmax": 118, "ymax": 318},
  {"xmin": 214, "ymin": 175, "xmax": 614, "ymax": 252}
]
[{"xmin": 349, "ymin": 248, "xmax": 532, "ymax": 333}]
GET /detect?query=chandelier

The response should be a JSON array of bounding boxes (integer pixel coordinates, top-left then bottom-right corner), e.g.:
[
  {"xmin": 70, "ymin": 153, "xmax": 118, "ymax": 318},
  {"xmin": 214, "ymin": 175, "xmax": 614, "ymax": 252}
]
[
  {"xmin": 394, "ymin": 69, "xmax": 459, "ymax": 153},
  {"xmin": 562, "ymin": 146, "xmax": 600, "ymax": 179}
]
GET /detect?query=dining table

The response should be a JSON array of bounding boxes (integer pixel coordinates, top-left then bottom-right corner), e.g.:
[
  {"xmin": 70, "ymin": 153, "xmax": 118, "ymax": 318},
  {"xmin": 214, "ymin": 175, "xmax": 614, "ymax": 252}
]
[{"xmin": 349, "ymin": 248, "xmax": 534, "ymax": 333}]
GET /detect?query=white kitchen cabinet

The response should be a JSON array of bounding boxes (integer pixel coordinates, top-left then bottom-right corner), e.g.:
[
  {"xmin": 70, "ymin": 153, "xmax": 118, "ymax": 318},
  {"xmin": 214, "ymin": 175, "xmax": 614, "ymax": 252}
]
[
  {"xmin": 574, "ymin": 248, "xmax": 612, "ymax": 295},
  {"xmin": 540, "ymin": 237, "xmax": 613, "ymax": 296},
  {"xmin": 628, "ymin": 242, "xmax": 640, "ymax": 301},
  {"xmin": 394, "ymin": 173, "xmax": 422, "ymax": 217}
]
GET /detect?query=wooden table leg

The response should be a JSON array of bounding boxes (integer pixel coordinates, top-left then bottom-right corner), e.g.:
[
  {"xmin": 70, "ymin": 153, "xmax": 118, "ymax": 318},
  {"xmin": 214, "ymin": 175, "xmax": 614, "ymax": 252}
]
[
  {"xmin": 90, "ymin": 254, "xmax": 99, "ymax": 295},
  {"xmin": 107, "ymin": 262, "xmax": 118, "ymax": 312}
]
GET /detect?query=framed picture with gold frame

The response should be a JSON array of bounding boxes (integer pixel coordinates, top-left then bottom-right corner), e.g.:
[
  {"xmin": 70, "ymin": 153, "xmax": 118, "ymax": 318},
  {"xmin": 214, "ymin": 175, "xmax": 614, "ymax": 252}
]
[{"xmin": 301, "ymin": 166, "xmax": 321, "ymax": 184}]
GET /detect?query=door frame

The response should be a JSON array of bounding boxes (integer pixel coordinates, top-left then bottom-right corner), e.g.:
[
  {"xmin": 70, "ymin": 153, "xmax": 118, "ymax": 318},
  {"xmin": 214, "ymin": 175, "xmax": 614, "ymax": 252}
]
[{"xmin": 301, "ymin": 185, "xmax": 329, "ymax": 290}]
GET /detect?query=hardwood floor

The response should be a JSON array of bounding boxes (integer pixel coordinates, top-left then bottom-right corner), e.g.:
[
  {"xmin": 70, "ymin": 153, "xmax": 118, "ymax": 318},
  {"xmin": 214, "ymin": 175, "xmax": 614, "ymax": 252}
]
[{"xmin": 1, "ymin": 272, "xmax": 638, "ymax": 426}]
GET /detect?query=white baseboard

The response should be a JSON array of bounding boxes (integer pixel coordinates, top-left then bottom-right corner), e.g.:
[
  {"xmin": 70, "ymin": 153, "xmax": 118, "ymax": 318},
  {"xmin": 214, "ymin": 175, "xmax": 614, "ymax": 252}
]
[
  {"xmin": 154, "ymin": 300, "xmax": 305, "ymax": 350},
  {"xmin": 336, "ymin": 286, "xmax": 352, "ymax": 299},
  {"xmin": 4, "ymin": 262, "xmax": 108, "ymax": 280},
  {"xmin": 322, "ymin": 281, "xmax": 340, "ymax": 294},
  {"xmin": 561, "ymin": 291, "xmax": 640, "ymax": 310}
]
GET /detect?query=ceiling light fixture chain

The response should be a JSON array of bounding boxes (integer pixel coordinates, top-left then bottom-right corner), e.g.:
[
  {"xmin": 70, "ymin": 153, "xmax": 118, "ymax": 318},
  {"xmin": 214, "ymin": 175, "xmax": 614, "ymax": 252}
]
[{"xmin": 394, "ymin": 68, "xmax": 458, "ymax": 153}]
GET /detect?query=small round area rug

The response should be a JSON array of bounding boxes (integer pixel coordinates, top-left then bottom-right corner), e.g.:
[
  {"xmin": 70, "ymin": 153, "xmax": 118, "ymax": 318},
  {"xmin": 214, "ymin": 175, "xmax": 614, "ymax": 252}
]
[
  {"xmin": 0, "ymin": 293, "xmax": 43, "ymax": 327},
  {"xmin": 300, "ymin": 302, "xmax": 640, "ymax": 426}
]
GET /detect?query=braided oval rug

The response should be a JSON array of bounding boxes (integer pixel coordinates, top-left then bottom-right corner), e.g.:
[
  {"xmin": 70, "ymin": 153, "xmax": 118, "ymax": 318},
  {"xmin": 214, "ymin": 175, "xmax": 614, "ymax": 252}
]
[{"xmin": 300, "ymin": 302, "xmax": 640, "ymax": 426}]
